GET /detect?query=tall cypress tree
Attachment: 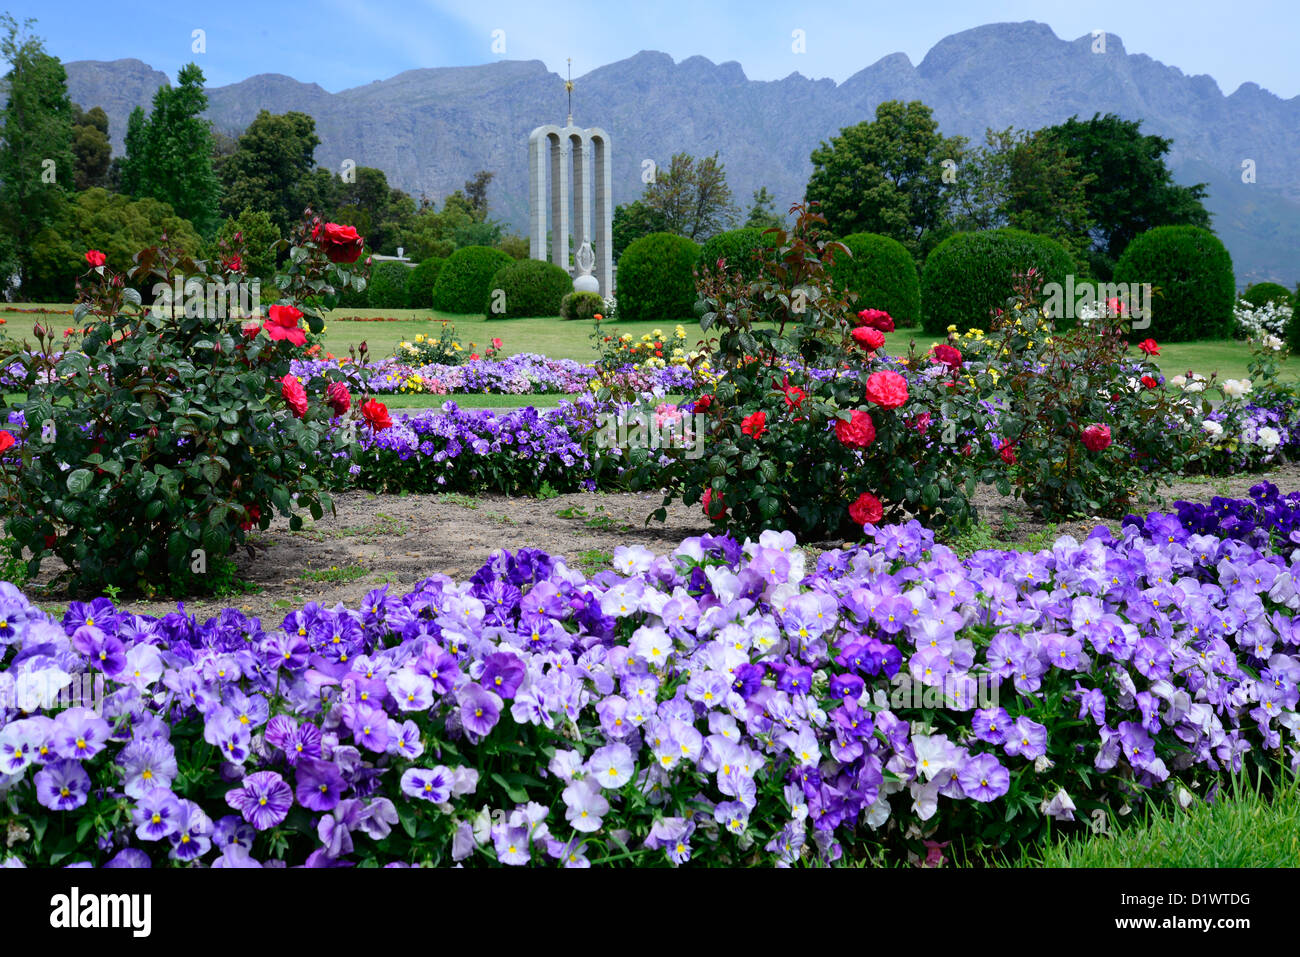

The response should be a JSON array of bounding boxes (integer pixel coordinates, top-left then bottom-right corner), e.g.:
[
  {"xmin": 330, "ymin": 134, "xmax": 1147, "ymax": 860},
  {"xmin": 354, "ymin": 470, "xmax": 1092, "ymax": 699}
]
[
  {"xmin": 120, "ymin": 62, "xmax": 221, "ymax": 235},
  {"xmin": 0, "ymin": 14, "xmax": 75, "ymax": 293}
]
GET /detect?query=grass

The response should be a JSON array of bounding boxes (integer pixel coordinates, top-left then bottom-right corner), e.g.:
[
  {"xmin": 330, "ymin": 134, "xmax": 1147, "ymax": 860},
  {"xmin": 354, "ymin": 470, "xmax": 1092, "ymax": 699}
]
[
  {"xmin": 940, "ymin": 518, "xmax": 1071, "ymax": 557},
  {"xmin": 1027, "ymin": 767, "xmax": 1300, "ymax": 867},
  {"xmin": 300, "ymin": 564, "xmax": 370, "ymax": 583}
]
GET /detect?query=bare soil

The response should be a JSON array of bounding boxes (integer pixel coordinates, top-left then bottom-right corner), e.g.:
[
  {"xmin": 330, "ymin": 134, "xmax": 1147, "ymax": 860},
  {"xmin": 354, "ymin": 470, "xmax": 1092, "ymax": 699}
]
[{"xmin": 25, "ymin": 463, "xmax": 1300, "ymax": 622}]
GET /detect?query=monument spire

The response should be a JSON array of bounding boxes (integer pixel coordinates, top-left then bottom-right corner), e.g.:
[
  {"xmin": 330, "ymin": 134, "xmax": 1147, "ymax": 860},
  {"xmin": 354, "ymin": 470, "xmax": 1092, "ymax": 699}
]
[{"xmin": 565, "ymin": 57, "xmax": 573, "ymax": 126}]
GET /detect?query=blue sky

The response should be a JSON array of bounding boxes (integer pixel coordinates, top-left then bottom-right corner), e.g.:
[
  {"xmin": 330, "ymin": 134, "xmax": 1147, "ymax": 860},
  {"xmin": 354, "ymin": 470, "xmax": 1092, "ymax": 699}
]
[{"xmin": 8, "ymin": 0, "xmax": 1299, "ymax": 99}]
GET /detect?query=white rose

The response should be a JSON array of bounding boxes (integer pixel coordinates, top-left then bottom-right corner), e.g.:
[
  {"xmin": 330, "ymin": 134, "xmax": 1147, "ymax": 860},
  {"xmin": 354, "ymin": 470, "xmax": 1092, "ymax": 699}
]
[
  {"xmin": 1258, "ymin": 427, "xmax": 1281, "ymax": 451},
  {"xmin": 1170, "ymin": 374, "xmax": 1187, "ymax": 388},
  {"xmin": 1201, "ymin": 420, "xmax": 1224, "ymax": 441}
]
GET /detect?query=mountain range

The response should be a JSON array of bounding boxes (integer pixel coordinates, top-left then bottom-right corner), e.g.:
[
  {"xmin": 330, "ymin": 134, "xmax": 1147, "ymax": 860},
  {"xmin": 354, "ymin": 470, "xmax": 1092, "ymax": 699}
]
[{"xmin": 58, "ymin": 20, "xmax": 1300, "ymax": 287}]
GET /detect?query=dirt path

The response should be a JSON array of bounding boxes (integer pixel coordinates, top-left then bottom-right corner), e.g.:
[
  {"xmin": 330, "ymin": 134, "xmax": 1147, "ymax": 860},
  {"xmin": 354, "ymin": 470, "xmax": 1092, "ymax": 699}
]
[{"xmin": 24, "ymin": 463, "xmax": 1300, "ymax": 622}]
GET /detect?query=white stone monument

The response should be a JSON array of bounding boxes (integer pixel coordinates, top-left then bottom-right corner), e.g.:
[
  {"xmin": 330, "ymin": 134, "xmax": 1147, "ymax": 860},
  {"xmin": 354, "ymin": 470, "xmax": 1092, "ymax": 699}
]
[{"xmin": 528, "ymin": 60, "xmax": 613, "ymax": 295}]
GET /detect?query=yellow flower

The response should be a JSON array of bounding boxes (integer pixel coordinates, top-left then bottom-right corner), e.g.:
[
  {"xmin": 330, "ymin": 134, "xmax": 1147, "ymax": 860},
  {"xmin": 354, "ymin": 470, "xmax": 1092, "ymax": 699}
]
[
  {"xmin": 415, "ymin": 334, "xmax": 425, "ymax": 343},
  {"xmin": 946, "ymin": 325, "xmax": 957, "ymax": 333},
  {"xmin": 989, "ymin": 368, "xmax": 1001, "ymax": 385}
]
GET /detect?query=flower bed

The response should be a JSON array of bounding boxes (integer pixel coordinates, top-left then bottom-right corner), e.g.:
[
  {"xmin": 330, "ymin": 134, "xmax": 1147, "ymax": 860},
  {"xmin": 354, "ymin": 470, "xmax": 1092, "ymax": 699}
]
[{"xmin": 1, "ymin": 510, "xmax": 1296, "ymax": 868}]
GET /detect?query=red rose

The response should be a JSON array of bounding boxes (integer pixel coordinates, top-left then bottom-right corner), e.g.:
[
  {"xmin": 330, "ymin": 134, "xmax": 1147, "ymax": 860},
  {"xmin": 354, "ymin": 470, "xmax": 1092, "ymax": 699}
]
[
  {"xmin": 491, "ymin": 337, "xmax": 503, "ymax": 350},
  {"xmin": 1106, "ymin": 296, "xmax": 1128, "ymax": 317},
  {"xmin": 914, "ymin": 412, "xmax": 932, "ymax": 434},
  {"xmin": 85, "ymin": 250, "xmax": 106, "ymax": 267},
  {"xmin": 856, "ymin": 308, "xmax": 894, "ymax": 332},
  {"xmin": 240, "ymin": 505, "xmax": 261, "ymax": 532},
  {"xmin": 1137, "ymin": 338, "xmax": 1160, "ymax": 356},
  {"xmin": 313, "ymin": 221, "xmax": 365, "ymax": 264},
  {"xmin": 864, "ymin": 370, "xmax": 909, "ymax": 409},
  {"xmin": 222, "ymin": 254, "xmax": 243, "ymax": 273},
  {"xmin": 0, "ymin": 430, "xmax": 13, "ymax": 453},
  {"xmin": 999, "ymin": 440, "xmax": 1016, "ymax": 465},
  {"xmin": 1141, "ymin": 375, "xmax": 1158, "ymax": 389},
  {"xmin": 932, "ymin": 344, "xmax": 963, "ymax": 369},
  {"xmin": 694, "ymin": 394, "xmax": 714, "ymax": 413},
  {"xmin": 834, "ymin": 409, "xmax": 876, "ymax": 449},
  {"xmin": 740, "ymin": 410, "xmax": 768, "ymax": 439},
  {"xmin": 1082, "ymin": 423, "xmax": 1112, "ymax": 452},
  {"xmin": 362, "ymin": 399, "xmax": 393, "ymax": 431},
  {"xmin": 280, "ymin": 374, "xmax": 308, "ymax": 418},
  {"xmin": 241, "ymin": 319, "xmax": 262, "ymax": 338},
  {"xmin": 326, "ymin": 381, "xmax": 352, "ymax": 416},
  {"xmin": 702, "ymin": 487, "xmax": 726, "ymax": 520},
  {"xmin": 851, "ymin": 326, "xmax": 886, "ymax": 351},
  {"xmin": 263, "ymin": 304, "xmax": 307, "ymax": 347},
  {"xmin": 44, "ymin": 534, "xmax": 56, "ymax": 549},
  {"xmin": 848, "ymin": 492, "xmax": 884, "ymax": 527}
]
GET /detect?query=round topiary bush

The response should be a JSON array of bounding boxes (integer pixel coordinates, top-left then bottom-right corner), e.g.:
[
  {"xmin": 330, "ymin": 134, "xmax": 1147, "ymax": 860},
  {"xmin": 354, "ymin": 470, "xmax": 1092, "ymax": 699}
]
[
  {"xmin": 406, "ymin": 256, "xmax": 445, "ymax": 309},
  {"xmin": 830, "ymin": 232, "xmax": 922, "ymax": 328},
  {"xmin": 617, "ymin": 232, "xmax": 700, "ymax": 323},
  {"xmin": 1241, "ymin": 281, "xmax": 1294, "ymax": 310},
  {"xmin": 367, "ymin": 261, "xmax": 413, "ymax": 310},
  {"xmin": 484, "ymin": 259, "xmax": 574, "ymax": 319},
  {"xmin": 1112, "ymin": 226, "xmax": 1235, "ymax": 342},
  {"xmin": 431, "ymin": 245, "xmax": 514, "ymax": 314},
  {"xmin": 698, "ymin": 228, "xmax": 773, "ymax": 283},
  {"xmin": 560, "ymin": 290, "xmax": 606, "ymax": 320},
  {"xmin": 920, "ymin": 229, "xmax": 1075, "ymax": 335}
]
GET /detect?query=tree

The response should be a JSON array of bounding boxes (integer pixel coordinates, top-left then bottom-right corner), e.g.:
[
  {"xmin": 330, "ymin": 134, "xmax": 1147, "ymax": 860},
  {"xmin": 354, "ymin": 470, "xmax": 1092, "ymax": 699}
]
[
  {"xmin": 213, "ymin": 207, "xmax": 281, "ymax": 281},
  {"xmin": 70, "ymin": 104, "xmax": 111, "ymax": 190},
  {"xmin": 744, "ymin": 186, "xmax": 783, "ymax": 231},
  {"xmin": 1039, "ymin": 113, "xmax": 1211, "ymax": 278},
  {"xmin": 643, "ymin": 152, "xmax": 736, "ymax": 242},
  {"xmin": 118, "ymin": 63, "xmax": 221, "ymax": 235},
  {"xmin": 0, "ymin": 14, "xmax": 75, "ymax": 294},
  {"xmin": 218, "ymin": 110, "xmax": 321, "ymax": 233},
  {"xmin": 464, "ymin": 170, "xmax": 494, "ymax": 221},
  {"xmin": 612, "ymin": 200, "xmax": 666, "ymax": 262},
  {"xmin": 950, "ymin": 127, "xmax": 1095, "ymax": 267},
  {"xmin": 805, "ymin": 100, "xmax": 966, "ymax": 262},
  {"xmin": 25, "ymin": 187, "xmax": 201, "ymax": 301},
  {"xmin": 329, "ymin": 165, "xmax": 414, "ymax": 254}
]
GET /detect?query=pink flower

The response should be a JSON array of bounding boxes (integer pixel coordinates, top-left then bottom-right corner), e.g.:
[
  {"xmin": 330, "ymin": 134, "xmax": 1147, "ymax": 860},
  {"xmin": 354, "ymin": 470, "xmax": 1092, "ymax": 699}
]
[
  {"xmin": 835, "ymin": 410, "xmax": 876, "ymax": 449},
  {"xmin": 280, "ymin": 375, "xmax": 308, "ymax": 418},
  {"xmin": 326, "ymin": 381, "xmax": 352, "ymax": 416},
  {"xmin": 848, "ymin": 492, "xmax": 883, "ymax": 526},
  {"xmin": 1082, "ymin": 423, "xmax": 1112, "ymax": 452},
  {"xmin": 864, "ymin": 370, "xmax": 909, "ymax": 409}
]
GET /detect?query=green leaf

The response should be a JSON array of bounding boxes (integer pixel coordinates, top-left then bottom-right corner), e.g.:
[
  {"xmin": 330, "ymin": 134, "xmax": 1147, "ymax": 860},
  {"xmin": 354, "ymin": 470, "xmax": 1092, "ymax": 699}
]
[{"xmin": 66, "ymin": 469, "xmax": 94, "ymax": 494}]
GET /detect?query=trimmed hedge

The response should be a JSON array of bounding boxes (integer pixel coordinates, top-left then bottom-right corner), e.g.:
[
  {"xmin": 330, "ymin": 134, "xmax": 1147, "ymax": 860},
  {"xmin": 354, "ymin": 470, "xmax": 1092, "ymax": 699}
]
[
  {"xmin": 617, "ymin": 232, "xmax": 700, "ymax": 323},
  {"xmin": 561, "ymin": 290, "xmax": 606, "ymax": 320},
  {"xmin": 484, "ymin": 258, "xmax": 574, "ymax": 319},
  {"xmin": 920, "ymin": 229, "xmax": 1075, "ymax": 335},
  {"xmin": 831, "ymin": 232, "xmax": 922, "ymax": 328},
  {"xmin": 367, "ymin": 261, "xmax": 413, "ymax": 310},
  {"xmin": 1242, "ymin": 281, "xmax": 1294, "ymax": 310},
  {"xmin": 431, "ymin": 245, "xmax": 514, "ymax": 314},
  {"xmin": 698, "ymin": 228, "xmax": 773, "ymax": 283},
  {"xmin": 1113, "ymin": 226, "xmax": 1236, "ymax": 341},
  {"xmin": 407, "ymin": 256, "xmax": 445, "ymax": 309}
]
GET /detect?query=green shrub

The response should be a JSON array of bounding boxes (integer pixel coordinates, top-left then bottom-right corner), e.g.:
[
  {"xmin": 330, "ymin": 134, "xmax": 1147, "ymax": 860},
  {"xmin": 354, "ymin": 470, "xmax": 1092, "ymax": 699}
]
[
  {"xmin": 616, "ymin": 232, "xmax": 700, "ymax": 323},
  {"xmin": 831, "ymin": 232, "xmax": 922, "ymax": 328},
  {"xmin": 560, "ymin": 290, "xmax": 606, "ymax": 320},
  {"xmin": 336, "ymin": 280, "xmax": 368, "ymax": 310},
  {"xmin": 213, "ymin": 208, "xmax": 281, "ymax": 281},
  {"xmin": 367, "ymin": 261, "xmax": 413, "ymax": 310},
  {"xmin": 1112, "ymin": 225, "xmax": 1235, "ymax": 341},
  {"xmin": 920, "ymin": 229, "xmax": 1075, "ymax": 335},
  {"xmin": 698, "ymin": 228, "xmax": 773, "ymax": 283},
  {"xmin": 0, "ymin": 216, "xmax": 361, "ymax": 594},
  {"xmin": 484, "ymin": 258, "xmax": 573, "ymax": 319},
  {"xmin": 406, "ymin": 256, "xmax": 445, "ymax": 309},
  {"xmin": 1242, "ymin": 281, "xmax": 1294, "ymax": 310},
  {"xmin": 431, "ymin": 245, "xmax": 514, "ymax": 314}
]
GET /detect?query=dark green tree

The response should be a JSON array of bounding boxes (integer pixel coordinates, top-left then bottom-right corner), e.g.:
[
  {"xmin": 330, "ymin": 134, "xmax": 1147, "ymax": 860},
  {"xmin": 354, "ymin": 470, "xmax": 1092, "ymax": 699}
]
[
  {"xmin": 213, "ymin": 207, "xmax": 282, "ymax": 281},
  {"xmin": 805, "ymin": 100, "xmax": 966, "ymax": 262},
  {"xmin": 744, "ymin": 186, "xmax": 783, "ymax": 231},
  {"xmin": 612, "ymin": 199, "xmax": 666, "ymax": 262},
  {"xmin": 0, "ymin": 14, "xmax": 75, "ymax": 293},
  {"xmin": 643, "ymin": 151, "xmax": 736, "ymax": 242},
  {"xmin": 464, "ymin": 170, "xmax": 494, "ymax": 221},
  {"xmin": 70, "ymin": 104, "xmax": 111, "ymax": 191},
  {"xmin": 1039, "ymin": 113, "xmax": 1211, "ymax": 278},
  {"xmin": 218, "ymin": 110, "xmax": 321, "ymax": 233},
  {"xmin": 119, "ymin": 63, "xmax": 221, "ymax": 235}
]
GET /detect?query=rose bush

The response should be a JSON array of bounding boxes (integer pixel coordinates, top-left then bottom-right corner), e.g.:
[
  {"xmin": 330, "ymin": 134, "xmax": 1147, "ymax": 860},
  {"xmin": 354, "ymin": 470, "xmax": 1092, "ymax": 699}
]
[
  {"xmin": 0, "ymin": 212, "xmax": 377, "ymax": 594},
  {"xmin": 620, "ymin": 204, "xmax": 997, "ymax": 540}
]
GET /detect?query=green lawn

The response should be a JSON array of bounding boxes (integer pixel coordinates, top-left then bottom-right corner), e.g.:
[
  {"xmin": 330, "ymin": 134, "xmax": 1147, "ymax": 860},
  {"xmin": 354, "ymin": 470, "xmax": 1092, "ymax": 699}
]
[{"xmin": 3, "ymin": 303, "xmax": 1293, "ymax": 399}]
